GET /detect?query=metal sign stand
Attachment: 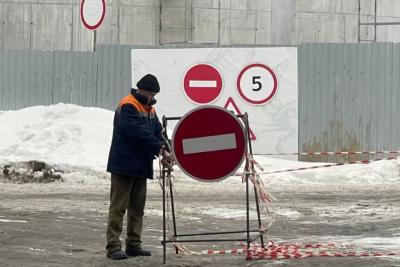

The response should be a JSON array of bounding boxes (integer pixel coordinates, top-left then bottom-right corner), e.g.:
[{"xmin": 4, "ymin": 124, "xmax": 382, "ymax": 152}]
[{"xmin": 161, "ymin": 113, "xmax": 265, "ymax": 264}]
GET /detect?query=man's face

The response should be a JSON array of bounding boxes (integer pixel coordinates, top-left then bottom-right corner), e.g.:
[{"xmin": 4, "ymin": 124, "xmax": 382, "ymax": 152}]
[{"xmin": 138, "ymin": 89, "xmax": 157, "ymax": 104}]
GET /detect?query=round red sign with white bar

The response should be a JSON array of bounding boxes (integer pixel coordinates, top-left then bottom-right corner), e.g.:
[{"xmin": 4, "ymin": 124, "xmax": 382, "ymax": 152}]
[
  {"xmin": 237, "ymin": 63, "xmax": 278, "ymax": 105},
  {"xmin": 182, "ymin": 63, "xmax": 223, "ymax": 105},
  {"xmin": 172, "ymin": 106, "xmax": 246, "ymax": 182}
]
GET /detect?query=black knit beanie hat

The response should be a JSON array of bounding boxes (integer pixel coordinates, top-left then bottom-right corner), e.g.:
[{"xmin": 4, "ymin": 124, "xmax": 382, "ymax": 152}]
[{"xmin": 136, "ymin": 74, "xmax": 160, "ymax": 93}]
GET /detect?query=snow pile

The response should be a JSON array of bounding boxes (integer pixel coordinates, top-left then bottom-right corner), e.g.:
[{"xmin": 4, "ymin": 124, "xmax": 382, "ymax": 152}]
[
  {"xmin": 0, "ymin": 104, "xmax": 399, "ymax": 185},
  {"xmin": 0, "ymin": 104, "xmax": 113, "ymax": 183},
  {"xmin": 254, "ymin": 155, "xmax": 400, "ymax": 186}
]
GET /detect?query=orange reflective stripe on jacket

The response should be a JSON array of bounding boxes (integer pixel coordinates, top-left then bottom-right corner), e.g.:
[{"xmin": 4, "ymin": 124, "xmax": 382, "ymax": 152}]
[{"xmin": 118, "ymin": 94, "xmax": 155, "ymax": 117}]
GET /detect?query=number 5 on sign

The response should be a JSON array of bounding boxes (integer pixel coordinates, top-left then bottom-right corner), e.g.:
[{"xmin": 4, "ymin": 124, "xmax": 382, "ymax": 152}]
[{"xmin": 237, "ymin": 63, "xmax": 278, "ymax": 105}]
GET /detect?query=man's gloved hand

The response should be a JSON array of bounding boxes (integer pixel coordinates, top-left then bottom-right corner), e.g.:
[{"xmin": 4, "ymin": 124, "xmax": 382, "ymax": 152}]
[{"xmin": 160, "ymin": 149, "xmax": 174, "ymax": 167}]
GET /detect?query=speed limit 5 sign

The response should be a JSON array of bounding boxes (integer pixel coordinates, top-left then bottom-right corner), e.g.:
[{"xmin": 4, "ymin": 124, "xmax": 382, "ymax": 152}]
[{"xmin": 237, "ymin": 63, "xmax": 278, "ymax": 105}]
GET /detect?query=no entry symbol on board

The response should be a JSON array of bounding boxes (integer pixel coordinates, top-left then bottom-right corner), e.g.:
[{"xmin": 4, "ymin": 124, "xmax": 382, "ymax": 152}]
[
  {"xmin": 183, "ymin": 64, "xmax": 223, "ymax": 105},
  {"xmin": 237, "ymin": 63, "xmax": 278, "ymax": 105}
]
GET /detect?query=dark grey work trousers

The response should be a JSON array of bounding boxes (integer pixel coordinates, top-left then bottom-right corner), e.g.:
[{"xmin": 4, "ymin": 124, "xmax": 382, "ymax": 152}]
[{"xmin": 106, "ymin": 173, "xmax": 147, "ymax": 253}]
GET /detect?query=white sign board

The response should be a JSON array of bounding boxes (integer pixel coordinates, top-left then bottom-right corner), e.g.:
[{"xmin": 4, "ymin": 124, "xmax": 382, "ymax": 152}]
[{"xmin": 131, "ymin": 47, "xmax": 298, "ymax": 155}]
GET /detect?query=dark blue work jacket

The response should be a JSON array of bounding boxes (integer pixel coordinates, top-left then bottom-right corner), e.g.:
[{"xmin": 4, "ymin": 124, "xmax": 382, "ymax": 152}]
[{"xmin": 107, "ymin": 89, "xmax": 163, "ymax": 179}]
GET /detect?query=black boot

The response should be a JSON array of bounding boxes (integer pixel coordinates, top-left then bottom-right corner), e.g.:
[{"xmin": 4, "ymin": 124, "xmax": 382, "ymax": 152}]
[
  {"xmin": 107, "ymin": 249, "xmax": 128, "ymax": 260},
  {"xmin": 125, "ymin": 246, "xmax": 151, "ymax": 257}
]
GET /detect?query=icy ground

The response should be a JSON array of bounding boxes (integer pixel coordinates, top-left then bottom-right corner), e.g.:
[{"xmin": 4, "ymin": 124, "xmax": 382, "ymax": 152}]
[{"xmin": 0, "ymin": 104, "xmax": 400, "ymax": 266}]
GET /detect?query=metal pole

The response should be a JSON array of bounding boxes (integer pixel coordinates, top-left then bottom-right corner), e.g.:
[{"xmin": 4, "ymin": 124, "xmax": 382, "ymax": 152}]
[
  {"xmin": 253, "ymin": 187, "xmax": 264, "ymax": 246},
  {"xmin": 177, "ymin": 229, "xmax": 260, "ymax": 237},
  {"xmin": 164, "ymin": 238, "xmax": 249, "ymax": 243},
  {"xmin": 93, "ymin": 30, "xmax": 97, "ymax": 52},
  {"xmin": 165, "ymin": 116, "xmax": 182, "ymax": 121},
  {"xmin": 246, "ymin": 161, "xmax": 250, "ymax": 251},
  {"xmin": 169, "ymin": 173, "xmax": 179, "ymax": 254},
  {"xmin": 244, "ymin": 113, "xmax": 265, "ymax": 248},
  {"xmin": 164, "ymin": 117, "xmax": 178, "ymax": 254},
  {"xmin": 162, "ymin": 116, "xmax": 167, "ymax": 264},
  {"xmin": 162, "ymin": 168, "xmax": 166, "ymax": 264},
  {"xmin": 244, "ymin": 113, "xmax": 251, "ymax": 254}
]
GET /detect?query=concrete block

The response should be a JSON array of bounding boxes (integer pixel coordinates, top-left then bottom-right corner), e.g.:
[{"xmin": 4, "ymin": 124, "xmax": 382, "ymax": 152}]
[
  {"xmin": 342, "ymin": 0, "xmax": 358, "ymax": 14},
  {"xmin": 192, "ymin": 0, "xmax": 213, "ymax": 8},
  {"xmin": 319, "ymin": 14, "xmax": 344, "ymax": 42},
  {"xmin": 73, "ymin": 5, "xmax": 94, "ymax": 51},
  {"xmin": 230, "ymin": 10, "xmax": 256, "ymax": 29},
  {"xmin": 161, "ymin": 0, "xmax": 187, "ymax": 8},
  {"xmin": 192, "ymin": 8, "xmax": 218, "ymax": 43},
  {"xmin": 250, "ymin": 0, "xmax": 271, "ymax": 11},
  {"xmin": 119, "ymin": 6, "xmax": 159, "ymax": 45},
  {"xmin": 31, "ymin": 4, "xmax": 73, "ymax": 51},
  {"xmin": 344, "ymin": 14, "xmax": 358, "ymax": 43},
  {"xmin": 118, "ymin": 0, "xmax": 159, "ymax": 6},
  {"xmin": 294, "ymin": 12, "xmax": 319, "ymax": 44},
  {"xmin": 296, "ymin": 0, "xmax": 311, "ymax": 12},
  {"xmin": 256, "ymin": 11, "xmax": 272, "ymax": 44},
  {"xmin": 161, "ymin": 7, "xmax": 187, "ymax": 28},
  {"xmin": 271, "ymin": 0, "xmax": 296, "ymax": 11},
  {"xmin": 310, "ymin": 0, "xmax": 330, "ymax": 13},
  {"xmin": 358, "ymin": 0, "xmax": 374, "ymax": 15},
  {"xmin": 329, "ymin": 0, "xmax": 343, "ymax": 13},
  {"xmin": 378, "ymin": 0, "xmax": 397, "ymax": 17},
  {"xmin": 230, "ymin": 29, "xmax": 256, "ymax": 44},
  {"xmin": 3, "ymin": 3, "xmax": 31, "ymax": 50},
  {"xmin": 358, "ymin": 15, "xmax": 375, "ymax": 41},
  {"xmin": 309, "ymin": 0, "xmax": 342, "ymax": 13},
  {"xmin": 218, "ymin": 9, "xmax": 231, "ymax": 44},
  {"xmin": 96, "ymin": 5, "xmax": 119, "ymax": 45},
  {"xmin": 376, "ymin": 16, "xmax": 400, "ymax": 41},
  {"xmin": 256, "ymin": 10, "xmax": 271, "ymax": 30},
  {"xmin": 230, "ymin": 0, "xmax": 249, "ymax": 10},
  {"xmin": 272, "ymin": 7, "xmax": 295, "ymax": 44},
  {"xmin": 256, "ymin": 30, "xmax": 272, "ymax": 44},
  {"xmin": 6, "ymin": 0, "xmax": 75, "ymax": 3},
  {"xmin": 394, "ymin": 1, "xmax": 400, "ymax": 17},
  {"xmin": 213, "ymin": 0, "xmax": 231, "ymax": 9},
  {"xmin": 160, "ymin": 28, "xmax": 187, "ymax": 44}
]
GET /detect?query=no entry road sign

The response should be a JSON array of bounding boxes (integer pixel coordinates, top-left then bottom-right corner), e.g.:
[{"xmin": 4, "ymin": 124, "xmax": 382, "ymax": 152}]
[
  {"xmin": 172, "ymin": 106, "xmax": 246, "ymax": 182},
  {"xmin": 183, "ymin": 64, "xmax": 223, "ymax": 105}
]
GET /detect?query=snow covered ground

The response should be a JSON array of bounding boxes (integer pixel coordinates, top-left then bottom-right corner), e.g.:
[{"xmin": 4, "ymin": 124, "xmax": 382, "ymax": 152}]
[{"xmin": 0, "ymin": 104, "xmax": 399, "ymax": 266}]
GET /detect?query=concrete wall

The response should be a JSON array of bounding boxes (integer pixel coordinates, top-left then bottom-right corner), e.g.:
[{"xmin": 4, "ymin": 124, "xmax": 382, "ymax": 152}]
[{"xmin": 1, "ymin": 0, "xmax": 400, "ymax": 51}]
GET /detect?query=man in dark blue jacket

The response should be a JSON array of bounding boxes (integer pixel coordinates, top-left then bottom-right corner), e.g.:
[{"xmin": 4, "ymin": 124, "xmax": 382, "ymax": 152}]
[{"xmin": 105, "ymin": 74, "xmax": 170, "ymax": 260}]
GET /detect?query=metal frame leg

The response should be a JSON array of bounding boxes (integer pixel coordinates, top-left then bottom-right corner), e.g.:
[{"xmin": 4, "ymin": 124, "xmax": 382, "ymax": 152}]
[
  {"xmin": 169, "ymin": 173, "xmax": 179, "ymax": 254},
  {"xmin": 162, "ymin": 169, "xmax": 166, "ymax": 264}
]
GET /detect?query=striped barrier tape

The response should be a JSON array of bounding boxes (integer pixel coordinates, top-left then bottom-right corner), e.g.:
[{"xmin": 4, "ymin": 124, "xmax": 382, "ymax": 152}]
[
  {"xmin": 257, "ymin": 151, "xmax": 400, "ymax": 156},
  {"xmin": 246, "ymin": 243, "xmax": 398, "ymax": 260},
  {"xmin": 258, "ymin": 156, "xmax": 399, "ymax": 175},
  {"xmin": 179, "ymin": 242, "xmax": 397, "ymax": 260}
]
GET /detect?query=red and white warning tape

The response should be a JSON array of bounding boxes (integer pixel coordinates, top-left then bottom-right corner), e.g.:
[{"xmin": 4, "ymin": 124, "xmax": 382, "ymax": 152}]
[
  {"xmin": 258, "ymin": 151, "xmax": 400, "ymax": 156},
  {"xmin": 258, "ymin": 156, "xmax": 399, "ymax": 175},
  {"xmin": 246, "ymin": 242, "xmax": 398, "ymax": 260},
  {"xmin": 179, "ymin": 242, "xmax": 397, "ymax": 260}
]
